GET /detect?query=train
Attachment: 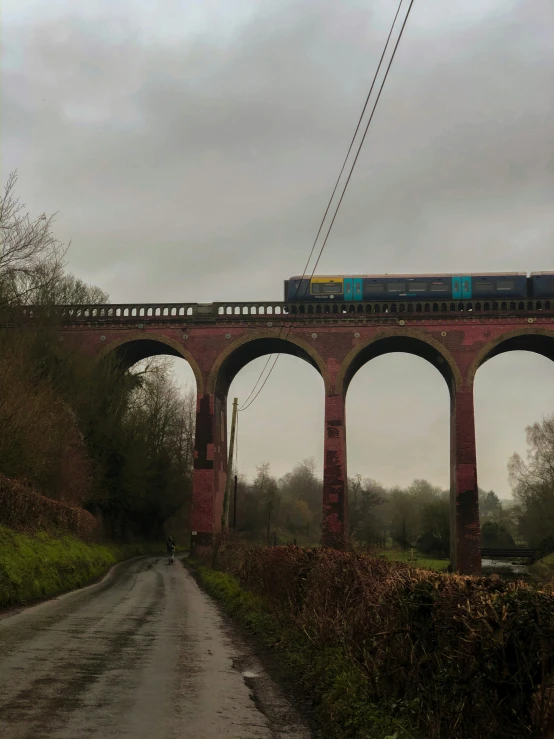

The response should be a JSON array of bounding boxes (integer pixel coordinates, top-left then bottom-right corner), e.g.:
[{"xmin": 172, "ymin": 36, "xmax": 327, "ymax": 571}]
[{"xmin": 284, "ymin": 272, "xmax": 554, "ymax": 302}]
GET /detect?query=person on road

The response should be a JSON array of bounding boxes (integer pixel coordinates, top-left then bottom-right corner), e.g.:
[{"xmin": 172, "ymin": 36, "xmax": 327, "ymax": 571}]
[{"xmin": 166, "ymin": 536, "xmax": 175, "ymax": 564}]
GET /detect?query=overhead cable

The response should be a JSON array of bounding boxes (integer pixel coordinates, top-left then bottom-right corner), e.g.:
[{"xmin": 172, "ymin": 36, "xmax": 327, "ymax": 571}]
[{"xmin": 239, "ymin": 0, "xmax": 414, "ymax": 412}]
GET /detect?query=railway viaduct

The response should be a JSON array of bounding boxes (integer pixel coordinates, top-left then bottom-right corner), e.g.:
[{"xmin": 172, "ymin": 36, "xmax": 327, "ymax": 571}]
[{"xmin": 16, "ymin": 296, "xmax": 554, "ymax": 574}]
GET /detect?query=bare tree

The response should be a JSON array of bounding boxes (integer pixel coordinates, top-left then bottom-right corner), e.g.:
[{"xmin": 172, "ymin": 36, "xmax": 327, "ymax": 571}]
[
  {"xmin": 36, "ymin": 271, "xmax": 109, "ymax": 306},
  {"xmin": 509, "ymin": 415, "xmax": 554, "ymax": 546},
  {"xmin": 0, "ymin": 171, "xmax": 67, "ymax": 306}
]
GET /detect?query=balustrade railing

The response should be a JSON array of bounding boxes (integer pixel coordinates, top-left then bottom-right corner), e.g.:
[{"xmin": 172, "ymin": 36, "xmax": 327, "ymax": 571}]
[
  {"xmin": 3, "ymin": 297, "xmax": 554, "ymax": 325},
  {"xmin": 215, "ymin": 298, "xmax": 554, "ymax": 318}
]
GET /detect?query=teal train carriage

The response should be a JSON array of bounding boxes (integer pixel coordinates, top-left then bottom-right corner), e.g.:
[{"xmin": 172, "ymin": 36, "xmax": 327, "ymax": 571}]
[{"xmin": 283, "ymin": 273, "xmax": 554, "ymax": 302}]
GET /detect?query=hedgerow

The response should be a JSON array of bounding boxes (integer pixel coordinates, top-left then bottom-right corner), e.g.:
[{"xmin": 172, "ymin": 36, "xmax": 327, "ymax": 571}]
[
  {"xmin": 0, "ymin": 474, "xmax": 99, "ymax": 540},
  {"xmin": 211, "ymin": 542, "xmax": 554, "ymax": 738}
]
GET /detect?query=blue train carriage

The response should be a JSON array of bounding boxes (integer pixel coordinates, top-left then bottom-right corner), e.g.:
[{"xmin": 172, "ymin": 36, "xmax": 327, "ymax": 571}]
[
  {"xmin": 284, "ymin": 273, "xmax": 528, "ymax": 301},
  {"xmin": 530, "ymin": 272, "xmax": 554, "ymax": 297}
]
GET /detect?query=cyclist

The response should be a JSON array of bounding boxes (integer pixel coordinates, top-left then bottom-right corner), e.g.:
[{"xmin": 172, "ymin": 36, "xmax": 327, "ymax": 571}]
[{"xmin": 166, "ymin": 536, "xmax": 176, "ymax": 565}]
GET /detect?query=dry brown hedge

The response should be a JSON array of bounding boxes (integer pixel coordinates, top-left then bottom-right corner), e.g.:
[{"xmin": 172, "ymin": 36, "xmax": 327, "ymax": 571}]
[
  {"xmin": 216, "ymin": 542, "xmax": 554, "ymax": 739},
  {"xmin": 0, "ymin": 474, "xmax": 99, "ymax": 540}
]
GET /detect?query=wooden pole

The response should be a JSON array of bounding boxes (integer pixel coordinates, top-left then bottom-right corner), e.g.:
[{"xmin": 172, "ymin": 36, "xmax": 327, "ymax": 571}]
[
  {"xmin": 232, "ymin": 475, "xmax": 238, "ymax": 529},
  {"xmin": 221, "ymin": 398, "xmax": 238, "ymax": 530}
]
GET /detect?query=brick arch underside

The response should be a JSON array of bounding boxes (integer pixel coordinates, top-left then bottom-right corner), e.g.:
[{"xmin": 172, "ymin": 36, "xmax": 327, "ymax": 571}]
[
  {"xmin": 210, "ymin": 336, "xmax": 326, "ymax": 399},
  {"xmin": 99, "ymin": 336, "xmax": 203, "ymax": 395},
  {"xmin": 111, "ymin": 339, "xmax": 182, "ymax": 368},
  {"xmin": 476, "ymin": 333, "xmax": 554, "ymax": 372},
  {"xmin": 341, "ymin": 335, "xmax": 458, "ymax": 397}
]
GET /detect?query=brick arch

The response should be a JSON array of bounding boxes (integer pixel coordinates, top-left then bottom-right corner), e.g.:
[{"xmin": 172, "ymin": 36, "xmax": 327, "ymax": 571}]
[
  {"xmin": 468, "ymin": 327, "xmax": 554, "ymax": 385},
  {"xmin": 336, "ymin": 329, "xmax": 462, "ymax": 397},
  {"xmin": 98, "ymin": 332, "xmax": 204, "ymax": 395},
  {"xmin": 207, "ymin": 330, "xmax": 330, "ymax": 397}
]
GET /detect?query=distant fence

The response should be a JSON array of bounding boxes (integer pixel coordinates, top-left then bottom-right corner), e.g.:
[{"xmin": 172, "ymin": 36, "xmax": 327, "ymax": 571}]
[
  {"xmin": 0, "ymin": 475, "xmax": 99, "ymax": 541},
  {"xmin": 481, "ymin": 547, "xmax": 538, "ymax": 562}
]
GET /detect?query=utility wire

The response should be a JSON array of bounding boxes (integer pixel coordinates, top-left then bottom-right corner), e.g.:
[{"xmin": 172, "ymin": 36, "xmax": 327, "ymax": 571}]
[
  {"xmin": 239, "ymin": 354, "xmax": 280, "ymax": 412},
  {"xmin": 239, "ymin": 354, "xmax": 273, "ymax": 408},
  {"xmin": 301, "ymin": 0, "xmax": 415, "ymax": 286},
  {"xmin": 240, "ymin": 0, "xmax": 405, "ymax": 412},
  {"xmin": 239, "ymin": 0, "xmax": 414, "ymax": 412},
  {"xmin": 239, "ymin": 0, "xmax": 407, "ymax": 411},
  {"xmin": 289, "ymin": 0, "xmax": 406, "ymax": 302}
]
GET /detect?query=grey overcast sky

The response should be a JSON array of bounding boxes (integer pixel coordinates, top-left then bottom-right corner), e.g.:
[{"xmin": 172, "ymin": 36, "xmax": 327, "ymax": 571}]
[{"xmin": 2, "ymin": 0, "xmax": 554, "ymax": 495}]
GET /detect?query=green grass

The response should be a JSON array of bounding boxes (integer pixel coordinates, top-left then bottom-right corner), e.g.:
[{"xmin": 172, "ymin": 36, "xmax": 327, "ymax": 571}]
[
  {"xmin": 188, "ymin": 561, "xmax": 421, "ymax": 739},
  {"xmin": 529, "ymin": 551, "xmax": 554, "ymax": 587},
  {"xmin": 0, "ymin": 525, "xmax": 164, "ymax": 608},
  {"xmin": 373, "ymin": 547, "xmax": 449, "ymax": 572}
]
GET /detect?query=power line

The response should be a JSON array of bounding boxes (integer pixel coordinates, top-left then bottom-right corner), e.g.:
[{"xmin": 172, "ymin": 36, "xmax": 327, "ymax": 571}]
[
  {"xmin": 239, "ymin": 2, "xmax": 405, "ymax": 413},
  {"xmin": 291, "ymin": 0, "xmax": 406, "ymax": 301},
  {"xmin": 238, "ymin": 354, "xmax": 280, "ymax": 412},
  {"xmin": 303, "ymin": 0, "xmax": 416, "ymax": 284},
  {"xmin": 240, "ymin": 354, "xmax": 273, "ymax": 408},
  {"xmin": 239, "ymin": 0, "xmax": 414, "ymax": 412}
]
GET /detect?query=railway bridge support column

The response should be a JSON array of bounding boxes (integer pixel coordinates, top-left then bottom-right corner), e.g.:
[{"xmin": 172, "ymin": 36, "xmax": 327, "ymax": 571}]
[
  {"xmin": 450, "ymin": 382, "xmax": 481, "ymax": 575},
  {"xmin": 190, "ymin": 392, "xmax": 228, "ymax": 557},
  {"xmin": 322, "ymin": 391, "xmax": 348, "ymax": 549}
]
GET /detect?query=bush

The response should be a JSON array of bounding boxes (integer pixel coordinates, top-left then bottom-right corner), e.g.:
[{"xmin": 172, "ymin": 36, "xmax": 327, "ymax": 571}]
[
  {"xmin": 193, "ymin": 564, "xmax": 414, "ymax": 739},
  {"xmin": 212, "ymin": 543, "xmax": 554, "ymax": 739},
  {"xmin": 0, "ymin": 474, "xmax": 99, "ymax": 539},
  {"xmin": 538, "ymin": 535, "xmax": 554, "ymax": 557},
  {"xmin": 417, "ymin": 531, "xmax": 448, "ymax": 558},
  {"xmin": 481, "ymin": 521, "xmax": 516, "ymax": 548}
]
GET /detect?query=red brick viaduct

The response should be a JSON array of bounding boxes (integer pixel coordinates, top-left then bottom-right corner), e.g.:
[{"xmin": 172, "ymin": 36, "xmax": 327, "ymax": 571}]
[{"xmin": 32, "ymin": 295, "xmax": 554, "ymax": 575}]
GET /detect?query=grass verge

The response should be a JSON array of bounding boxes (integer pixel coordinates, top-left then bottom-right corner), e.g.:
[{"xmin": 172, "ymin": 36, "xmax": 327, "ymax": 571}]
[
  {"xmin": 0, "ymin": 525, "xmax": 165, "ymax": 609},
  {"xmin": 529, "ymin": 551, "xmax": 554, "ymax": 588},
  {"xmin": 372, "ymin": 547, "xmax": 448, "ymax": 572},
  {"xmin": 188, "ymin": 560, "xmax": 420, "ymax": 739}
]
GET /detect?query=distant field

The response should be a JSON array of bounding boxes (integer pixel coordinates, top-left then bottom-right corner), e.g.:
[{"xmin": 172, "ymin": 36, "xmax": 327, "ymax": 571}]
[{"xmin": 370, "ymin": 548, "xmax": 449, "ymax": 572}]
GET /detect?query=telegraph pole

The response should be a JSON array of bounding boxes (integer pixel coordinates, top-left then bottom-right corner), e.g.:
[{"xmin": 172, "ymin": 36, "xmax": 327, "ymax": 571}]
[
  {"xmin": 221, "ymin": 398, "xmax": 238, "ymax": 530},
  {"xmin": 232, "ymin": 474, "xmax": 238, "ymax": 529}
]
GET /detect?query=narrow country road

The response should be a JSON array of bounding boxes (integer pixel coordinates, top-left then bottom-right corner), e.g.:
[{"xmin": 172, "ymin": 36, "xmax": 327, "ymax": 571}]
[{"xmin": 0, "ymin": 557, "xmax": 313, "ymax": 739}]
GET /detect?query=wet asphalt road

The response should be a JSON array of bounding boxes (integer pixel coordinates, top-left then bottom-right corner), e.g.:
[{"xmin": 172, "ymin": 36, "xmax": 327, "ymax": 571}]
[{"xmin": 0, "ymin": 557, "xmax": 313, "ymax": 739}]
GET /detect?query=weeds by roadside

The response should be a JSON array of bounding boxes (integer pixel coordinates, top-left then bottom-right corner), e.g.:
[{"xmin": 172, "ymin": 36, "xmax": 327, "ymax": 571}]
[{"xmin": 189, "ymin": 561, "xmax": 419, "ymax": 739}]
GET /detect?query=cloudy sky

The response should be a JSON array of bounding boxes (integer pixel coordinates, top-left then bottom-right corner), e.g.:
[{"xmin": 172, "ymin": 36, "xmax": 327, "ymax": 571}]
[{"xmin": 3, "ymin": 0, "xmax": 554, "ymax": 495}]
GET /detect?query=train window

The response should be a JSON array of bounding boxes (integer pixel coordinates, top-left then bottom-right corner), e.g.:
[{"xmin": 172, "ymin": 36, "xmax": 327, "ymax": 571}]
[
  {"xmin": 430, "ymin": 282, "xmax": 447, "ymax": 291},
  {"xmin": 408, "ymin": 282, "xmax": 427, "ymax": 292},
  {"xmin": 310, "ymin": 282, "xmax": 342, "ymax": 294},
  {"xmin": 474, "ymin": 282, "xmax": 494, "ymax": 292},
  {"xmin": 387, "ymin": 282, "xmax": 405, "ymax": 292},
  {"xmin": 368, "ymin": 284, "xmax": 384, "ymax": 292},
  {"xmin": 497, "ymin": 280, "xmax": 515, "ymax": 291}
]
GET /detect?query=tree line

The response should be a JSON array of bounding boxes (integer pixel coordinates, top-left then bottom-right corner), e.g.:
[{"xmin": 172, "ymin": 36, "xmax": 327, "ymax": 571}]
[
  {"xmin": 233, "ymin": 419, "xmax": 554, "ymax": 558},
  {"xmin": 0, "ymin": 172, "xmax": 195, "ymax": 540}
]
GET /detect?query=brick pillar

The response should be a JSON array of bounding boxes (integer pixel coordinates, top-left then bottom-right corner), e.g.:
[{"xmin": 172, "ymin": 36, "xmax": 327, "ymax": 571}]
[
  {"xmin": 322, "ymin": 392, "xmax": 348, "ymax": 549},
  {"xmin": 450, "ymin": 385, "xmax": 481, "ymax": 575},
  {"xmin": 190, "ymin": 393, "xmax": 227, "ymax": 555}
]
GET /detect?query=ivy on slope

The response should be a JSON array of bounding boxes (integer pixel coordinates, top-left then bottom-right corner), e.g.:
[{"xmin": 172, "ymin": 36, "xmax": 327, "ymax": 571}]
[{"xmin": 0, "ymin": 525, "xmax": 161, "ymax": 609}]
